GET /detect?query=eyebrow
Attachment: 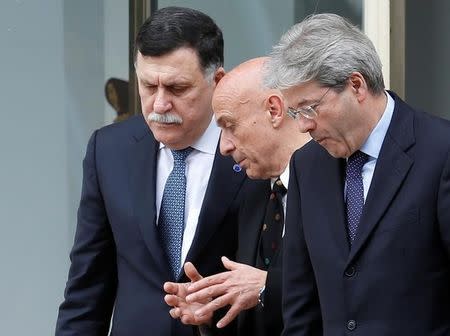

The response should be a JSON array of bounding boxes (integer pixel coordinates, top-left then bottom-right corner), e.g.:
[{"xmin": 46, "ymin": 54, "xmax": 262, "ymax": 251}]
[
  {"xmin": 139, "ymin": 78, "xmax": 191, "ymax": 87},
  {"xmin": 295, "ymin": 97, "xmax": 317, "ymax": 107}
]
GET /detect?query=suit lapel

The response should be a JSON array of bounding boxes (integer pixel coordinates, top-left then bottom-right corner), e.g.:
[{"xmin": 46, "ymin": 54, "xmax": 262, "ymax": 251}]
[
  {"xmin": 317, "ymin": 154, "xmax": 349, "ymax": 258},
  {"xmin": 347, "ymin": 95, "xmax": 415, "ymax": 264},
  {"xmin": 304, "ymin": 144, "xmax": 349, "ymax": 258},
  {"xmin": 184, "ymin": 149, "xmax": 246, "ymax": 269},
  {"xmin": 129, "ymin": 121, "xmax": 170, "ymax": 277}
]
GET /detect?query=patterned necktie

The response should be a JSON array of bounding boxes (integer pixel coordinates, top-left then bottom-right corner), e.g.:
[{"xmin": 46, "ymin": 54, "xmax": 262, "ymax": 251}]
[
  {"xmin": 259, "ymin": 177, "xmax": 287, "ymax": 269},
  {"xmin": 345, "ymin": 150, "xmax": 368, "ymax": 244},
  {"xmin": 158, "ymin": 147, "xmax": 193, "ymax": 277}
]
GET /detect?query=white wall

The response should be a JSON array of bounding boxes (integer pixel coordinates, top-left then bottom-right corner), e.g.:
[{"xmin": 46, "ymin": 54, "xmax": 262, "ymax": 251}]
[
  {"xmin": 1, "ymin": 1, "xmax": 68, "ymax": 334},
  {"xmin": 0, "ymin": 0, "xmax": 108, "ymax": 334},
  {"xmin": 104, "ymin": 0, "xmax": 129, "ymax": 123}
]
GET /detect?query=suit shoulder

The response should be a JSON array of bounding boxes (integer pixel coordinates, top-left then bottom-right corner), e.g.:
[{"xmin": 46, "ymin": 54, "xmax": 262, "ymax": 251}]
[
  {"xmin": 91, "ymin": 115, "xmax": 154, "ymax": 149},
  {"xmin": 97, "ymin": 114, "xmax": 150, "ymax": 139},
  {"xmin": 392, "ymin": 93, "xmax": 450, "ymax": 149},
  {"xmin": 414, "ymin": 110, "xmax": 450, "ymax": 147},
  {"xmin": 292, "ymin": 139, "xmax": 329, "ymax": 164}
]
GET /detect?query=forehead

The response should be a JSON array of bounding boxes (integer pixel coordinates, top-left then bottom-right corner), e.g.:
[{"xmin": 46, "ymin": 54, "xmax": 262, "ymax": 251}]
[
  {"xmin": 135, "ymin": 47, "xmax": 204, "ymax": 83},
  {"xmin": 214, "ymin": 98, "xmax": 259, "ymax": 130}
]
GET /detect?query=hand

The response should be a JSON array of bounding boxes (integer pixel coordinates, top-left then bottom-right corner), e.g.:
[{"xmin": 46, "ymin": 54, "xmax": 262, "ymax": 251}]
[
  {"xmin": 186, "ymin": 256, "xmax": 267, "ymax": 328},
  {"xmin": 164, "ymin": 262, "xmax": 213, "ymax": 326}
]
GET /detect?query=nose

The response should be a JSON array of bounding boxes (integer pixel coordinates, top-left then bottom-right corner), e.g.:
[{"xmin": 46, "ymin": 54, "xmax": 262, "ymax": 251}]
[
  {"xmin": 297, "ymin": 117, "xmax": 316, "ymax": 133},
  {"xmin": 219, "ymin": 132, "xmax": 235, "ymax": 156},
  {"xmin": 153, "ymin": 88, "xmax": 172, "ymax": 113}
]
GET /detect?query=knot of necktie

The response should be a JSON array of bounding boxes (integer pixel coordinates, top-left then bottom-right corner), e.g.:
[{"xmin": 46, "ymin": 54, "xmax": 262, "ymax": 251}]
[
  {"xmin": 171, "ymin": 147, "xmax": 193, "ymax": 163},
  {"xmin": 346, "ymin": 150, "xmax": 368, "ymax": 174},
  {"xmin": 272, "ymin": 177, "xmax": 287, "ymax": 197}
]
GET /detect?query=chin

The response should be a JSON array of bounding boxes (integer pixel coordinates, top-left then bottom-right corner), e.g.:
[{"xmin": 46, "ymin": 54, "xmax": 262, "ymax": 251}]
[
  {"xmin": 326, "ymin": 148, "xmax": 349, "ymax": 159},
  {"xmin": 153, "ymin": 133, "xmax": 182, "ymax": 149},
  {"xmin": 320, "ymin": 142, "xmax": 346, "ymax": 159},
  {"xmin": 246, "ymin": 169, "xmax": 267, "ymax": 180},
  {"xmin": 245, "ymin": 170, "xmax": 259, "ymax": 180}
]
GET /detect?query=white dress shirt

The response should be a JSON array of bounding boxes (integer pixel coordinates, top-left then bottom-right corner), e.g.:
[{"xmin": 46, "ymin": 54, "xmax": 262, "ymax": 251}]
[
  {"xmin": 271, "ymin": 166, "xmax": 290, "ymax": 237},
  {"xmin": 156, "ymin": 117, "xmax": 220, "ymax": 266},
  {"xmin": 345, "ymin": 91, "xmax": 395, "ymax": 201}
]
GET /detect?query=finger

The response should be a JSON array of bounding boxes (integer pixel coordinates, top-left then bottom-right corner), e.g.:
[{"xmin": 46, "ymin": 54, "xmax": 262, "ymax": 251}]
[
  {"xmin": 186, "ymin": 283, "xmax": 228, "ymax": 303},
  {"xmin": 169, "ymin": 307, "xmax": 181, "ymax": 319},
  {"xmin": 164, "ymin": 294, "xmax": 183, "ymax": 307},
  {"xmin": 181, "ymin": 311, "xmax": 211, "ymax": 326},
  {"xmin": 184, "ymin": 262, "xmax": 203, "ymax": 282},
  {"xmin": 216, "ymin": 303, "xmax": 241, "ymax": 328},
  {"xmin": 179, "ymin": 313, "xmax": 198, "ymax": 325},
  {"xmin": 221, "ymin": 256, "xmax": 243, "ymax": 271},
  {"xmin": 164, "ymin": 282, "xmax": 188, "ymax": 299},
  {"xmin": 194, "ymin": 292, "xmax": 235, "ymax": 318},
  {"xmin": 187, "ymin": 272, "xmax": 228, "ymax": 293},
  {"xmin": 164, "ymin": 282, "xmax": 180, "ymax": 295}
]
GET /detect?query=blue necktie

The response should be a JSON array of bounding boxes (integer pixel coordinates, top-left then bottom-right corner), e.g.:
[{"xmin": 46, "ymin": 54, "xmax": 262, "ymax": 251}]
[
  {"xmin": 158, "ymin": 147, "xmax": 193, "ymax": 277},
  {"xmin": 345, "ymin": 150, "xmax": 368, "ymax": 244}
]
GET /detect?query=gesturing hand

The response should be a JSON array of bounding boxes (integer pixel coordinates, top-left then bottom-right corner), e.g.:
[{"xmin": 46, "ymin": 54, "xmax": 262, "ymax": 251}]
[
  {"xmin": 186, "ymin": 256, "xmax": 267, "ymax": 328},
  {"xmin": 164, "ymin": 262, "xmax": 213, "ymax": 326}
]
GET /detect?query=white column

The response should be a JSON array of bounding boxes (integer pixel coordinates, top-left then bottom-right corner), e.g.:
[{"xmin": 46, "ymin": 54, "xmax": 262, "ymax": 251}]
[{"xmin": 363, "ymin": 0, "xmax": 391, "ymax": 89}]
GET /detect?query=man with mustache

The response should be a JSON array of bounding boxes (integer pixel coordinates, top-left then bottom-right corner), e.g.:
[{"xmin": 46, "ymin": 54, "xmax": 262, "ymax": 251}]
[{"xmin": 56, "ymin": 7, "xmax": 248, "ymax": 336}]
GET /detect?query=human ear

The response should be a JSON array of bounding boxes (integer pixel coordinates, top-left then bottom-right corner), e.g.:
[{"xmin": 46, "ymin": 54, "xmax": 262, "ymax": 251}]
[
  {"xmin": 213, "ymin": 67, "xmax": 226, "ymax": 85},
  {"xmin": 348, "ymin": 72, "xmax": 368, "ymax": 101},
  {"xmin": 266, "ymin": 94, "xmax": 284, "ymax": 127}
]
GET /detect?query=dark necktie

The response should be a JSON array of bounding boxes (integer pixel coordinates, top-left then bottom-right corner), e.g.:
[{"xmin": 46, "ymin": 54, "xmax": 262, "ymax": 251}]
[
  {"xmin": 345, "ymin": 150, "xmax": 368, "ymax": 244},
  {"xmin": 259, "ymin": 177, "xmax": 287, "ymax": 269},
  {"xmin": 158, "ymin": 147, "xmax": 193, "ymax": 277}
]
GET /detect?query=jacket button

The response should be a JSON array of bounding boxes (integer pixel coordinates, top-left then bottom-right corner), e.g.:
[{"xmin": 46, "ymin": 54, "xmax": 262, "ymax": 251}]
[
  {"xmin": 347, "ymin": 319, "xmax": 357, "ymax": 331},
  {"xmin": 345, "ymin": 266, "xmax": 356, "ymax": 277}
]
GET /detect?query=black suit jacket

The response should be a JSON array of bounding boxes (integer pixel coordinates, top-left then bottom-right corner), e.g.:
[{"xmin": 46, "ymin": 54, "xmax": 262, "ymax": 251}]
[
  {"xmin": 283, "ymin": 92, "xmax": 450, "ymax": 336},
  {"xmin": 236, "ymin": 179, "xmax": 284, "ymax": 336},
  {"xmin": 56, "ymin": 115, "xmax": 247, "ymax": 336}
]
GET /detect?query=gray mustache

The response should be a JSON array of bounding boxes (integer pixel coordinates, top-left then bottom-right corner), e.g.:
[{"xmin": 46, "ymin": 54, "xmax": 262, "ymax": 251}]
[{"xmin": 147, "ymin": 112, "xmax": 183, "ymax": 124}]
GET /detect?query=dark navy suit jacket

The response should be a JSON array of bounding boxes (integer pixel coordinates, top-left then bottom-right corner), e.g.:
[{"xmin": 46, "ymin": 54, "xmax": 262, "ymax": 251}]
[
  {"xmin": 282, "ymin": 92, "xmax": 450, "ymax": 336},
  {"xmin": 236, "ymin": 179, "xmax": 284, "ymax": 336},
  {"xmin": 55, "ymin": 115, "xmax": 247, "ymax": 336}
]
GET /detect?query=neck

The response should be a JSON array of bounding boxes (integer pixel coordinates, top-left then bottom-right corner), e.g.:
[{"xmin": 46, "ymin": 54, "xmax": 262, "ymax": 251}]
[{"xmin": 274, "ymin": 127, "xmax": 311, "ymax": 177}]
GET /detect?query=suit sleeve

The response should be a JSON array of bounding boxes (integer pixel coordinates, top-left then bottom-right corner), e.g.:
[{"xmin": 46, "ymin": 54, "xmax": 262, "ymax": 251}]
[
  {"xmin": 438, "ymin": 150, "xmax": 450, "ymax": 259},
  {"xmin": 264, "ymin": 266, "xmax": 282, "ymax": 317},
  {"xmin": 55, "ymin": 130, "xmax": 117, "ymax": 336},
  {"xmin": 281, "ymin": 156, "xmax": 322, "ymax": 336}
]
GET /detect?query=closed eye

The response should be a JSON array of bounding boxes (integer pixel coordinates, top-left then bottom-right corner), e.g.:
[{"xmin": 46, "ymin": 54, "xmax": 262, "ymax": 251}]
[{"xmin": 169, "ymin": 86, "xmax": 189, "ymax": 96}]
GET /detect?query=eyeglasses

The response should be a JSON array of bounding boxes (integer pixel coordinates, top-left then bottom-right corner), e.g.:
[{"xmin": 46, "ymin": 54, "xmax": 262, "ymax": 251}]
[{"xmin": 287, "ymin": 87, "xmax": 332, "ymax": 120}]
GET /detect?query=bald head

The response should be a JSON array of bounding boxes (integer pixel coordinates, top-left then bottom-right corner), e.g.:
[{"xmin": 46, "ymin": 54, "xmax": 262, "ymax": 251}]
[
  {"xmin": 214, "ymin": 57, "xmax": 310, "ymax": 179},
  {"xmin": 212, "ymin": 57, "xmax": 269, "ymax": 115}
]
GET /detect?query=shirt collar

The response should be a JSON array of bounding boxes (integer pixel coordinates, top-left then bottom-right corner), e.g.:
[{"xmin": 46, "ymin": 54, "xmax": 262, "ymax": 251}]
[
  {"xmin": 360, "ymin": 91, "xmax": 395, "ymax": 159},
  {"xmin": 159, "ymin": 116, "xmax": 220, "ymax": 154},
  {"xmin": 271, "ymin": 165, "xmax": 290, "ymax": 191}
]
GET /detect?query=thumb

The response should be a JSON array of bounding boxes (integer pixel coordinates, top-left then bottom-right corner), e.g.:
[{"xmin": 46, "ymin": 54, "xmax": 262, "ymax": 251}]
[
  {"xmin": 184, "ymin": 262, "xmax": 203, "ymax": 282},
  {"xmin": 221, "ymin": 256, "xmax": 241, "ymax": 271}
]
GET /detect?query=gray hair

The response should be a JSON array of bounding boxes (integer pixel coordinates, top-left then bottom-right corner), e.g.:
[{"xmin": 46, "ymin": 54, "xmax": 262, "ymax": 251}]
[
  {"xmin": 203, "ymin": 64, "xmax": 218, "ymax": 83},
  {"xmin": 264, "ymin": 13, "xmax": 384, "ymax": 94}
]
